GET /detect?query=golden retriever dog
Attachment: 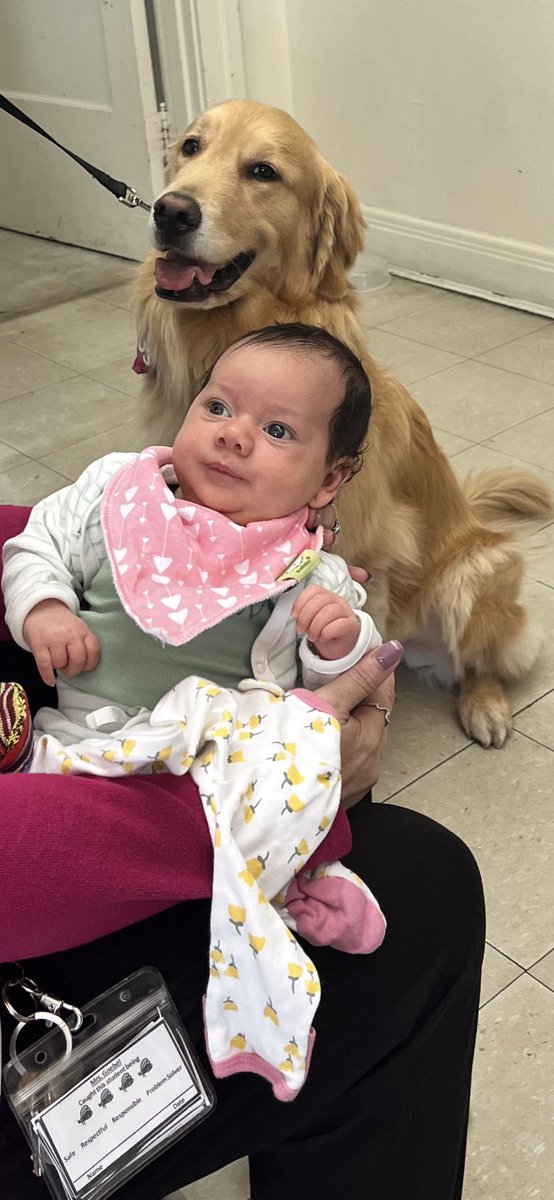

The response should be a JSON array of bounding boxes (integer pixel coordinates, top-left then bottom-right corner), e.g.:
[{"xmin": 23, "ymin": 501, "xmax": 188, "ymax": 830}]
[{"xmin": 135, "ymin": 99, "xmax": 552, "ymax": 748}]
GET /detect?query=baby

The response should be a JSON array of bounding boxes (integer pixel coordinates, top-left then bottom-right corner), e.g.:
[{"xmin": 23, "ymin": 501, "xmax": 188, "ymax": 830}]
[
  {"xmin": 3, "ymin": 322, "xmax": 381, "ymax": 760},
  {"xmin": 2, "ymin": 323, "xmax": 386, "ymax": 1099}
]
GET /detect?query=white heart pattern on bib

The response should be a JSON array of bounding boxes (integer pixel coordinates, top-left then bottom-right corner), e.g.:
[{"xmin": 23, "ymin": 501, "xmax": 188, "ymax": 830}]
[{"xmin": 101, "ymin": 446, "xmax": 322, "ymax": 645}]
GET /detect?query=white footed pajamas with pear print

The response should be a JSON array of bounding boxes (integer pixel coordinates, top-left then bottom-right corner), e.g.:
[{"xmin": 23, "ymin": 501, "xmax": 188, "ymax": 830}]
[{"xmin": 30, "ymin": 674, "xmax": 385, "ymax": 1099}]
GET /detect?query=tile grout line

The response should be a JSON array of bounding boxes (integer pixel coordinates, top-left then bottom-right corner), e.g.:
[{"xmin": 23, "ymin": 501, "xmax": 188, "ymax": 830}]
[
  {"xmin": 526, "ymin": 946, "xmax": 554, "ymax": 971},
  {"xmin": 427, "ymin": 404, "xmax": 554, "ymax": 449},
  {"xmin": 368, "ymin": 357, "xmax": 469, "ymax": 389},
  {"xmin": 512, "ymin": 683, "xmax": 554, "ymax": 718},
  {"xmin": 484, "ymin": 940, "xmax": 526, "ymax": 969},
  {"xmin": 479, "ymin": 973, "xmax": 526, "ymax": 1011},
  {"xmin": 0, "ymin": 299, "xmax": 132, "ymax": 340},
  {"xmin": 530, "ymin": 579, "xmax": 554, "ymax": 590},
  {"xmin": 378, "ymin": 739, "xmax": 473, "ymax": 804},
  {"xmin": 7, "ymin": 332, "xmax": 136, "ymax": 371},
  {"xmin": 484, "ymin": 940, "xmax": 554, "ymax": 976},
  {"xmin": 0, "ymin": 389, "xmax": 141, "ymax": 459},
  {"xmin": 524, "ymin": 972, "xmax": 554, "ymax": 996},
  {"xmin": 479, "ymin": 404, "xmax": 554, "ymax": 439},
  {"xmin": 33, "ymin": 418, "xmax": 146, "ymax": 468},
  {"xmin": 0, "ymin": 282, "xmax": 134, "ymax": 323},
  {"xmin": 0, "ymin": 369, "xmax": 81, "ymax": 408},
  {"xmin": 371, "ymin": 316, "xmax": 552, "ymax": 359},
  {"xmin": 510, "ymin": 728, "xmax": 554, "ymax": 753},
  {"xmin": 378, "ymin": 689, "xmax": 554, "ymax": 806},
  {"xmin": 358, "ymin": 297, "xmax": 454, "ymax": 329},
  {"xmin": 0, "ymin": 336, "xmax": 136, "ymax": 383},
  {"xmin": 480, "ymin": 966, "xmax": 554, "ymax": 1011}
]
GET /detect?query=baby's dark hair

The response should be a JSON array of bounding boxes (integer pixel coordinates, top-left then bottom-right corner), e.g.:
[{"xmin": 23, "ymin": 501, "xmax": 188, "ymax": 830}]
[{"xmin": 202, "ymin": 323, "xmax": 371, "ymax": 475}]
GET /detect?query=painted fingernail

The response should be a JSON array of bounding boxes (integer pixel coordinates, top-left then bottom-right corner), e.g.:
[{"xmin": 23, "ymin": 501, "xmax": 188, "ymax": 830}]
[{"xmin": 376, "ymin": 640, "xmax": 404, "ymax": 669}]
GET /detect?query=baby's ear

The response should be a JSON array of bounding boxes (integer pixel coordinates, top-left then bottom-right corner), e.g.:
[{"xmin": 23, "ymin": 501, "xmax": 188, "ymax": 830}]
[{"xmin": 309, "ymin": 461, "xmax": 352, "ymax": 510}]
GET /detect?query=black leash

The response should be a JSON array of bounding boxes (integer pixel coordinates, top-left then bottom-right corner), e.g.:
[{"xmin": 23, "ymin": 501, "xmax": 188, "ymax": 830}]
[{"xmin": 0, "ymin": 92, "xmax": 151, "ymax": 212}]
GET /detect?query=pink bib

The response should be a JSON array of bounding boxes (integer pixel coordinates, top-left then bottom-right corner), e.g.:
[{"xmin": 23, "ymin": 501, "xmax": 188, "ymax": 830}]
[{"xmin": 101, "ymin": 447, "xmax": 323, "ymax": 646}]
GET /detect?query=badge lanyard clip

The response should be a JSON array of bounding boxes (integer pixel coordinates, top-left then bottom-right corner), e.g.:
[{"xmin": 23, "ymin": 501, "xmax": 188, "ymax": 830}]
[{"xmin": 2, "ymin": 964, "xmax": 82, "ymax": 1062}]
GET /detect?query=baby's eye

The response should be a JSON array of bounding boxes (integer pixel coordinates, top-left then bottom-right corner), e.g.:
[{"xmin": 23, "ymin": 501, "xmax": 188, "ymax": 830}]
[
  {"xmin": 265, "ymin": 422, "xmax": 293, "ymax": 441},
  {"xmin": 206, "ymin": 400, "xmax": 230, "ymax": 417}
]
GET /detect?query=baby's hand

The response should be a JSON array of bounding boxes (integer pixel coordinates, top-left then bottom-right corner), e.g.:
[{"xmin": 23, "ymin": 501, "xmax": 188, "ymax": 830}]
[
  {"xmin": 23, "ymin": 599, "xmax": 100, "ymax": 686},
  {"xmin": 292, "ymin": 585, "xmax": 360, "ymax": 661}
]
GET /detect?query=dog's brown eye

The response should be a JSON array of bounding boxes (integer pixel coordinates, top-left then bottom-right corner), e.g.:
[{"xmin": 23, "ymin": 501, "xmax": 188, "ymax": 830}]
[
  {"xmin": 250, "ymin": 162, "xmax": 280, "ymax": 181},
  {"xmin": 181, "ymin": 137, "xmax": 200, "ymax": 156}
]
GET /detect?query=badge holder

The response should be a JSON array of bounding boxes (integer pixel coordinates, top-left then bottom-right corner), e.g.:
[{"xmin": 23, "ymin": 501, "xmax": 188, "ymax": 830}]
[{"xmin": 2, "ymin": 966, "xmax": 215, "ymax": 1200}]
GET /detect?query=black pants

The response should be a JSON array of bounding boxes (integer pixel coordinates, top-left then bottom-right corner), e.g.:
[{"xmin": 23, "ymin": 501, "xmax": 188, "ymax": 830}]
[{"xmin": 1, "ymin": 802, "xmax": 484, "ymax": 1200}]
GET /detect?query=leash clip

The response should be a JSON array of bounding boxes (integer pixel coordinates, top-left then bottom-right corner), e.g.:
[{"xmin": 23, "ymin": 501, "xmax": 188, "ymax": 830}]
[{"xmin": 118, "ymin": 186, "xmax": 151, "ymax": 213}]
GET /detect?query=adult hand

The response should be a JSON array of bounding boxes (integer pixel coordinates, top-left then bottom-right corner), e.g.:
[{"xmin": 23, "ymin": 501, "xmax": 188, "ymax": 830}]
[
  {"xmin": 306, "ymin": 502, "xmax": 369, "ymax": 584},
  {"xmin": 314, "ymin": 640, "xmax": 403, "ymax": 807}
]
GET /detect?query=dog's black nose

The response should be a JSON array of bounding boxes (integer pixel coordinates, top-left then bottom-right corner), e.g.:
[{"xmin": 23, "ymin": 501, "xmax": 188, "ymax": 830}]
[{"xmin": 153, "ymin": 192, "xmax": 202, "ymax": 233}]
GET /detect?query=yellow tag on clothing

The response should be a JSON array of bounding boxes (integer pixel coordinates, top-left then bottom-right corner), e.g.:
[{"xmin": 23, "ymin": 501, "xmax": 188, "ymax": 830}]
[{"xmin": 277, "ymin": 550, "xmax": 321, "ymax": 583}]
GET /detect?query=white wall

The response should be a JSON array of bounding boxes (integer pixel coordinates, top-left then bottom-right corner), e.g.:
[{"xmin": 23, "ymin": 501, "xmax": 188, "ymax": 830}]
[{"xmin": 234, "ymin": 0, "xmax": 554, "ymax": 311}]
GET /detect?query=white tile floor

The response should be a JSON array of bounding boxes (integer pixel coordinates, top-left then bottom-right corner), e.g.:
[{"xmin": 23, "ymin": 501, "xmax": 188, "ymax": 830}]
[{"xmin": 1, "ymin": 234, "xmax": 553, "ymax": 1200}]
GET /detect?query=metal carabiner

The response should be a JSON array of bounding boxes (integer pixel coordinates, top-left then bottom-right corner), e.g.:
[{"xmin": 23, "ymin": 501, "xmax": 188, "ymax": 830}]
[
  {"xmin": 3, "ymin": 976, "xmax": 83, "ymax": 1032},
  {"xmin": 22, "ymin": 978, "xmax": 83, "ymax": 1033},
  {"xmin": 35, "ymin": 990, "xmax": 84, "ymax": 1033},
  {"xmin": 118, "ymin": 185, "xmax": 151, "ymax": 213}
]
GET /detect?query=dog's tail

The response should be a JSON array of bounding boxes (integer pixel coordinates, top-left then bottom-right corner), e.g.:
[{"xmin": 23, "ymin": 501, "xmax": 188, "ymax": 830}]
[{"xmin": 462, "ymin": 468, "xmax": 553, "ymax": 526}]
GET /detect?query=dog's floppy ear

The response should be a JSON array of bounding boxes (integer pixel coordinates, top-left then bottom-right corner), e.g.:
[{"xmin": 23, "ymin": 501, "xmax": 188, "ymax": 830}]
[{"xmin": 311, "ymin": 167, "xmax": 366, "ymax": 298}]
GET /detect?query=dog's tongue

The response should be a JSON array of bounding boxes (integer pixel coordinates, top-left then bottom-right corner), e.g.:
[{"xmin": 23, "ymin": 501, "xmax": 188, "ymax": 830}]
[{"xmin": 155, "ymin": 255, "xmax": 218, "ymax": 291}]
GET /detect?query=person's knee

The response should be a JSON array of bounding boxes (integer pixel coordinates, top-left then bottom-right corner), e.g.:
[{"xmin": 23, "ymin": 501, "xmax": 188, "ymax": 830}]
[
  {"xmin": 418, "ymin": 810, "xmax": 486, "ymax": 952},
  {"xmin": 407, "ymin": 805, "xmax": 483, "ymax": 897},
  {"xmin": 347, "ymin": 801, "xmax": 486, "ymax": 964}
]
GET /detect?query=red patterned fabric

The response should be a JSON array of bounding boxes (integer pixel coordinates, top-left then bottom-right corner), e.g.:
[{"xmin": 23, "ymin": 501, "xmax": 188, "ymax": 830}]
[{"xmin": 0, "ymin": 681, "xmax": 33, "ymax": 771}]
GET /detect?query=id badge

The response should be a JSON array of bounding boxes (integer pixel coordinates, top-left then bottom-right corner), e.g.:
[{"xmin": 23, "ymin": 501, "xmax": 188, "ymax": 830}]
[{"xmin": 2, "ymin": 967, "xmax": 215, "ymax": 1200}]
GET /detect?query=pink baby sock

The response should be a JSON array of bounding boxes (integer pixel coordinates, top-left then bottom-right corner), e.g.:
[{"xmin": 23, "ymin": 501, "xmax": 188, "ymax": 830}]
[{"xmin": 283, "ymin": 863, "xmax": 386, "ymax": 954}]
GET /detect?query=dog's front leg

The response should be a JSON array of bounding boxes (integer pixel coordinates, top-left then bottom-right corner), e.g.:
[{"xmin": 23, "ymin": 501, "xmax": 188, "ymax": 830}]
[{"xmin": 457, "ymin": 671, "xmax": 512, "ymax": 749}]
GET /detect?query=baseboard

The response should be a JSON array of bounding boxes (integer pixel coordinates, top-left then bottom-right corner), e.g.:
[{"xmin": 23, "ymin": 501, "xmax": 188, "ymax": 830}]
[{"xmin": 362, "ymin": 205, "xmax": 554, "ymax": 317}]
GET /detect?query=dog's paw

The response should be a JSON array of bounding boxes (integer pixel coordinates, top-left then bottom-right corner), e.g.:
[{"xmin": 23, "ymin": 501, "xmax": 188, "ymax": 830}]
[{"xmin": 457, "ymin": 682, "xmax": 512, "ymax": 749}]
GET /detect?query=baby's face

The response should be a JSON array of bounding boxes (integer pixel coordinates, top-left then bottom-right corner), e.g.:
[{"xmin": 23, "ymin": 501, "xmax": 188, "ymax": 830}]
[{"xmin": 172, "ymin": 342, "xmax": 349, "ymax": 525}]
